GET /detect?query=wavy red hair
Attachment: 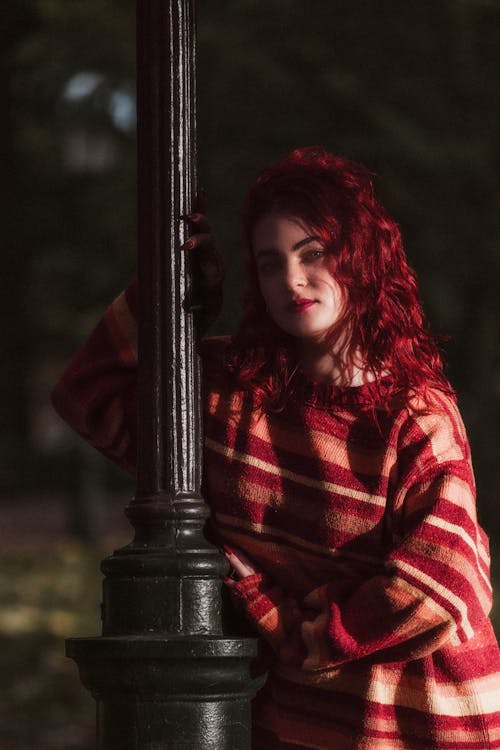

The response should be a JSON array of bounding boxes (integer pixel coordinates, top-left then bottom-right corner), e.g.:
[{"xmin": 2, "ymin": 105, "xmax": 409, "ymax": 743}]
[{"xmin": 227, "ymin": 146, "xmax": 454, "ymax": 412}]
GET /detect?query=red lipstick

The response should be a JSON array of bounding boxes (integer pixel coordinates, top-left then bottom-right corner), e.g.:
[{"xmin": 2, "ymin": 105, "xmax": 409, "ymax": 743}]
[{"xmin": 288, "ymin": 298, "xmax": 316, "ymax": 313}]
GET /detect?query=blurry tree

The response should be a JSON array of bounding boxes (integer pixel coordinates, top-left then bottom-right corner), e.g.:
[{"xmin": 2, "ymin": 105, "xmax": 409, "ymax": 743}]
[
  {"xmin": 1, "ymin": 1, "xmax": 136, "ymax": 511},
  {"xmin": 1, "ymin": 2, "xmax": 40, "ymax": 491}
]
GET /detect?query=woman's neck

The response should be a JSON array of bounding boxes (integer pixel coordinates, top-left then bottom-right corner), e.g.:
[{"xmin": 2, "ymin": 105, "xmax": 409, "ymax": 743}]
[{"xmin": 296, "ymin": 339, "xmax": 372, "ymax": 387}]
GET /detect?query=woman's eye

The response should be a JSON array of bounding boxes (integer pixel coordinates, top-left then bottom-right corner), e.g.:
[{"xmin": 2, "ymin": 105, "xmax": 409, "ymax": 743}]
[
  {"xmin": 301, "ymin": 249, "xmax": 325, "ymax": 263},
  {"xmin": 258, "ymin": 260, "xmax": 281, "ymax": 274}
]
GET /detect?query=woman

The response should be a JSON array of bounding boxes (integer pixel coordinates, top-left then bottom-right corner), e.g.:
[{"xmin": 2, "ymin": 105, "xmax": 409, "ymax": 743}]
[{"xmin": 52, "ymin": 147, "xmax": 500, "ymax": 748}]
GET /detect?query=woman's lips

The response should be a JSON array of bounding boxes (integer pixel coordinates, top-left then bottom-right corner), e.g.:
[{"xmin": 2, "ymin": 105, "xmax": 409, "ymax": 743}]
[{"xmin": 288, "ymin": 299, "xmax": 316, "ymax": 313}]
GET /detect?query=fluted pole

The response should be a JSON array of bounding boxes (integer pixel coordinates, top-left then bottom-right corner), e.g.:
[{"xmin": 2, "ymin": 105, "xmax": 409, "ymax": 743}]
[
  {"xmin": 65, "ymin": 3, "xmax": 261, "ymax": 747},
  {"xmin": 135, "ymin": 0, "xmax": 200, "ymax": 503}
]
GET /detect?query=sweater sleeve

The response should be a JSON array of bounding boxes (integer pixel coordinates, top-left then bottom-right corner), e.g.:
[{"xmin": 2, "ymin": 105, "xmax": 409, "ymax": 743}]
[
  {"xmin": 51, "ymin": 279, "xmax": 223, "ymax": 474},
  {"xmin": 229, "ymin": 400, "xmax": 493, "ymax": 671},
  {"xmin": 51, "ymin": 280, "xmax": 139, "ymax": 476}
]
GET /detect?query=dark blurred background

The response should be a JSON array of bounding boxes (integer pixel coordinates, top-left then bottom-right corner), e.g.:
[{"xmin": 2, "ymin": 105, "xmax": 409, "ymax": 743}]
[{"xmin": 1, "ymin": 1, "xmax": 498, "ymax": 748}]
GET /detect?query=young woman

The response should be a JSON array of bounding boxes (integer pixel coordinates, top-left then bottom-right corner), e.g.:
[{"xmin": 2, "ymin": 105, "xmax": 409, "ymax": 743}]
[{"xmin": 52, "ymin": 147, "xmax": 500, "ymax": 749}]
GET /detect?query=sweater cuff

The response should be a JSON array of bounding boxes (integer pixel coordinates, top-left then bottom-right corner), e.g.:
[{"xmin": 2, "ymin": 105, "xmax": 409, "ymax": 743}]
[
  {"xmin": 325, "ymin": 601, "xmax": 359, "ymax": 664},
  {"xmin": 230, "ymin": 574, "xmax": 307, "ymax": 664},
  {"xmin": 230, "ymin": 573, "xmax": 282, "ymax": 623}
]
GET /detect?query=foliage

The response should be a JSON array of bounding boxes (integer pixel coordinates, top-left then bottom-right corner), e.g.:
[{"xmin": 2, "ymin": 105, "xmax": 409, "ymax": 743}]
[{"xmin": 0, "ymin": 545, "xmax": 103, "ymax": 750}]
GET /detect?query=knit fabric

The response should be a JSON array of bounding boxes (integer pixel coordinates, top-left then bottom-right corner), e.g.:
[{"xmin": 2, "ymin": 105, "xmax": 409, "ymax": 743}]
[{"xmin": 52, "ymin": 282, "xmax": 500, "ymax": 749}]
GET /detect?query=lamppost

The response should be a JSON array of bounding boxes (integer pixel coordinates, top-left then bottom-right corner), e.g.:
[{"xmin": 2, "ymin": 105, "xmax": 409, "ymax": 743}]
[{"xmin": 66, "ymin": 2, "xmax": 262, "ymax": 747}]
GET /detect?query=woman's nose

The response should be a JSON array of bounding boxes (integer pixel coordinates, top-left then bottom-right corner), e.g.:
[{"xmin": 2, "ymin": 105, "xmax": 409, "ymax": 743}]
[{"xmin": 283, "ymin": 261, "xmax": 306, "ymax": 290}]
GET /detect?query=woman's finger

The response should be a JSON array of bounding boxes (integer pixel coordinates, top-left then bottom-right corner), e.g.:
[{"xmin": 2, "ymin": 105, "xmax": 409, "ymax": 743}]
[
  {"xmin": 181, "ymin": 212, "xmax": 211, "ymax": 234},
  {"xmin": 180, "ymin": 233, "xmax": 224, "ymax": 290},
  {"xmin": 180, "ymin": 232, "xmax": 213, "ymax": 251},
  {"xmin": 223, "ymin": 546, "xmax": 258, "ymax": 579}
]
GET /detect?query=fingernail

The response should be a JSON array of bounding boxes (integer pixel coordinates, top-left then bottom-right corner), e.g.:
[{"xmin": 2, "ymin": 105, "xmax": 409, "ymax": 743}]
[
  {"xmin": 223, "ymin": 545, "xmax": 234, "ymax": 556},
  {"xmin": 222, "ymin": 576, "xmax": 232, "ymax": 584}
]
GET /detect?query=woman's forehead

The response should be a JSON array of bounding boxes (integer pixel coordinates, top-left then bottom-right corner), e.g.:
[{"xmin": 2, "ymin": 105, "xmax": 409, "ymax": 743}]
[{"xmin": 251, "ymin": 213, "xmax": 316, "ymax": 250}]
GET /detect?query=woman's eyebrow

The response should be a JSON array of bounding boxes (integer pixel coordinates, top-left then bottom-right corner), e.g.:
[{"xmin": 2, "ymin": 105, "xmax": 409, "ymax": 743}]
[
  {"xmin": 293, "ymin": 236, "xmax": 321, "ymax": 250},
  {"xmin": 255, "ymin": 236, "xmax": 321, "ymax": 258},
  {"xmin": 255, "ymin": 248, "xmax": 279, "ymax": 259}
]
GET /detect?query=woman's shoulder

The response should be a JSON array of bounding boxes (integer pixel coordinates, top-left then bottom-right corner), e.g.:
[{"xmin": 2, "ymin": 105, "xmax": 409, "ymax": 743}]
[
  {"xmin": 396, "ymin": 386, "xmax": 470, "ymax": 472},
  {"xmin": 405, "ymin": 387, "xmax": 464, "ymax": 433}
]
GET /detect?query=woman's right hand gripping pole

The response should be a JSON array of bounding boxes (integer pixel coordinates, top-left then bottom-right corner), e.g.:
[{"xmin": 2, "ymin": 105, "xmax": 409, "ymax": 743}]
[{"xmin": 181, "ymin": 189, "xmax": 224, "ymax": 339}]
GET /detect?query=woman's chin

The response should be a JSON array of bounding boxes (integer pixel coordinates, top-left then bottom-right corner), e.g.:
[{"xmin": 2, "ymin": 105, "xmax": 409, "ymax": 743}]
[{"xmin": 277, "ymin": 322, "xmax": 328, "ymax": 341}]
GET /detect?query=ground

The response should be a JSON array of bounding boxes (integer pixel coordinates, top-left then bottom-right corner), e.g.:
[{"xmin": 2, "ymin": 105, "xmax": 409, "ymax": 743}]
[{"xmin": 0, "ymin": 494, "xmax": 129, "ymax": 750}]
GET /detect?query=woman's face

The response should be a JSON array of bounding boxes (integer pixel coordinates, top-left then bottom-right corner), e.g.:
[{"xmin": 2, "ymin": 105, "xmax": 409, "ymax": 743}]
[{"xmin": 252, "ymin": 213, "xmax": 345, "ymax": 341}]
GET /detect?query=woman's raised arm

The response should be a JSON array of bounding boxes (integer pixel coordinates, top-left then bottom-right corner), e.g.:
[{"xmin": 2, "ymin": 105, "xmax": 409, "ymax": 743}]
[
  {"xmin": 51, "ymin": 280, "xmax": 139, "ymax": 476},
  {"xmin": 51, "ymin": 203, "xmax": 223, "ymax": 474}
]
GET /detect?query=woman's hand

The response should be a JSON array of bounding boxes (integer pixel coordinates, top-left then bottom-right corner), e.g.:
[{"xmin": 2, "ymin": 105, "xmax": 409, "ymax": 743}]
[
  {"xmin": 222, "ymin": 545, "xmax": 260, "ymax": 589},
  {"xmin": 181, "ymin": 190, "xmax": 224, "ymax": 336}
]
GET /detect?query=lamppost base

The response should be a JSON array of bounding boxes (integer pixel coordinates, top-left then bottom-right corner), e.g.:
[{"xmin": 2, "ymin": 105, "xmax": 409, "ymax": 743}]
[{"xmin": 67, "ymin": 635, "xmax": 264, "ymax": 750}]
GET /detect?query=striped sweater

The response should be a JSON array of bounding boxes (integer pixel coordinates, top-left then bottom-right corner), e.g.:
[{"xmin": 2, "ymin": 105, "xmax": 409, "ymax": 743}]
[{"xmin": 52, "ymin": 281, "xmax": 500, "ymax": 749}]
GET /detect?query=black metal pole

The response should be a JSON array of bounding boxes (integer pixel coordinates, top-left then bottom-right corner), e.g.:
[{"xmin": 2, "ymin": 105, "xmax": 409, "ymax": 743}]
[{"xmin": 66, "ymin": 2, "xmax": 262, "ymax": 747}]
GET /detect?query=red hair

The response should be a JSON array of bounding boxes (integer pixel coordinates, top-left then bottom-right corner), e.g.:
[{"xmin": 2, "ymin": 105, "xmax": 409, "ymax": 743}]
[{"xmin": 227, "ymin": 146, "xmax": 454, "ymax": 412}]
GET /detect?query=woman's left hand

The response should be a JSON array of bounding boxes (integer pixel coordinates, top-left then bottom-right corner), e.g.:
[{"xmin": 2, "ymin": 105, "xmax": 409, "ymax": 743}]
[
  {"xmin": 180, "ymin": 189, "xmax": 224, "ymax": 337},
  {"xmin": 222, "ymin": 545, "xmax": 259, "ymax": 588}
]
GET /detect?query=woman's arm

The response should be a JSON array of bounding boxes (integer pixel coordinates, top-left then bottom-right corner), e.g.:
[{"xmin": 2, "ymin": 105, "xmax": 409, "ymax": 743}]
[
  {"xmin": 226, "ymin": 406, "xmax": 493, "ymax": 671},
  {"xmin": 51, "ymin": 280, "xmax": 139, "ymax": 475},
  {"xmin": 51, "ymin": 208, "xmax": 223, "ymax": 471}
]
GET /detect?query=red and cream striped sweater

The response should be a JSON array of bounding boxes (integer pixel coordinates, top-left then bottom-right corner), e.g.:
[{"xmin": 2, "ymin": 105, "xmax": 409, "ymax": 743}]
[{"xmin": 52, "ymin": 282, "xmax": 500, "ymax": 749}]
